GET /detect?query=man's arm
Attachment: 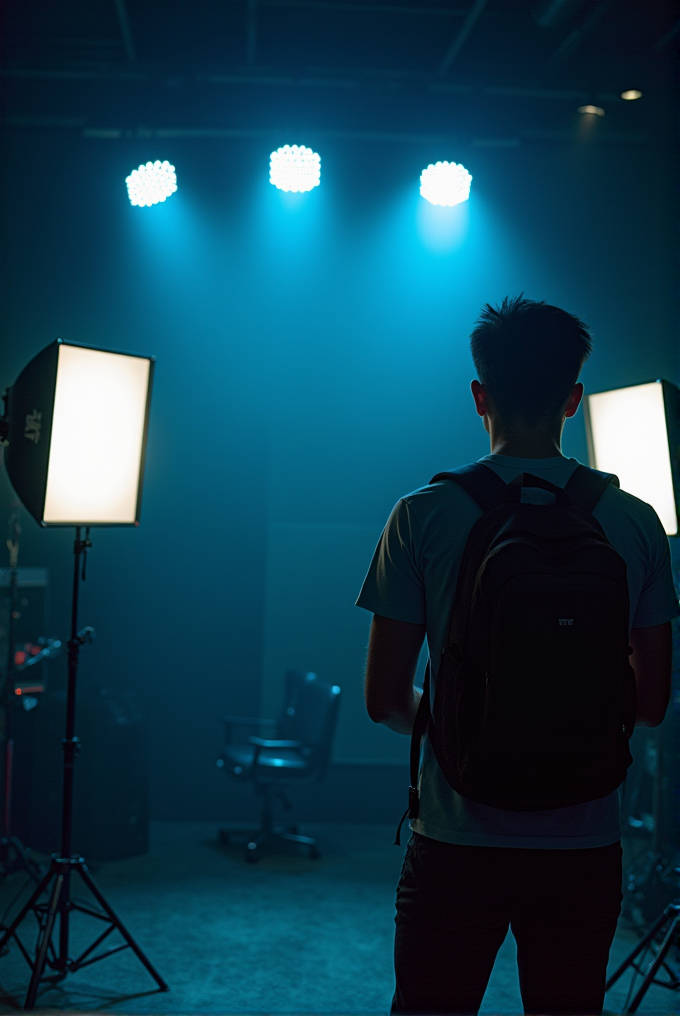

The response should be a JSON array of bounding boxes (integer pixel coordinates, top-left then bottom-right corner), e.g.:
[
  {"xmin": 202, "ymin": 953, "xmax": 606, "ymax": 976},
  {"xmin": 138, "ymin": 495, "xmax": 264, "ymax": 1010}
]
[
  {"xmin": 630, "ymin": 622, "xmax": 672, "ymax": 727},
  {"xmin": 364, "ymin": 614, "xmax": 426, "ymax": 735}
]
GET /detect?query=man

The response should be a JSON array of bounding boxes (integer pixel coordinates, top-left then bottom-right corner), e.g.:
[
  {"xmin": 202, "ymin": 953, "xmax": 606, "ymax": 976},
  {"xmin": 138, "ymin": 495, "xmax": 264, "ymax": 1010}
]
[{"xmin": 356, "ymin": 296, "xmax": 677, "ymax": 1015}]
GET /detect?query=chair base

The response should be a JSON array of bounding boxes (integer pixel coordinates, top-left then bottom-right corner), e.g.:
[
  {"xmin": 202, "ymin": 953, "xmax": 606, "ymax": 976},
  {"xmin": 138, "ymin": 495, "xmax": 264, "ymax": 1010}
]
[{"xmin": 219, "ymin": 825, "xmax": 320, "ymax": 862}]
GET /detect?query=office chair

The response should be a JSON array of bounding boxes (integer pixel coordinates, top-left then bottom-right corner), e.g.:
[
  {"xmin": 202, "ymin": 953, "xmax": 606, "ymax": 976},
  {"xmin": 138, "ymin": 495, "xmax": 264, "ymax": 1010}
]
[{"xmin": 216, "ymin": 670, "xmax": 341, "ymax": 862}]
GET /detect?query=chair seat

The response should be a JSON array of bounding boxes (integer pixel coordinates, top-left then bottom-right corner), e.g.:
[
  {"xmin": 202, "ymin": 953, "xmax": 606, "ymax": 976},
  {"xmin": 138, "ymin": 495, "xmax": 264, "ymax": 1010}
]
[
  {"xmin": 222, "ymin": 744, "xmax": 309, "ymax": 774},
  {"xmin": 217, "ymin": 673, "xmax": 341, "ymax": 860}
]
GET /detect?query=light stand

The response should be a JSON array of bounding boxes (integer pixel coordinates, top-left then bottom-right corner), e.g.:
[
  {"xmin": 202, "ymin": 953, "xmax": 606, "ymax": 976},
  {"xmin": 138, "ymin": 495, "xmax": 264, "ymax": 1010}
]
[
  {"xmin": 0, "ymin": 529, "xmax": 168, "ymax": 1009},
  {"xmin": 605, "ymin": 900, "xmax": 679, "ymax": 1012},
  {"xmin": 0, "ymin": 514, "xmax": 42, "ymax": 882},
  {"xmin": 607, "ymin": 544, "xmax": 680, "ymax": 1013},
  {"xmin": 585, "ymin": 381, "xmax": 680, "ymax": 1011}
]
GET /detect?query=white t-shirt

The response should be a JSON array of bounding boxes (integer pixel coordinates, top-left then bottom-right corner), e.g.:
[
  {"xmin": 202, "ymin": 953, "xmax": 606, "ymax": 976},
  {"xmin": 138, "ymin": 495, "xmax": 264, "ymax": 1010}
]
[{"xmin": 357, "ymin": 454, "xmax": 679, "ymax": 849}]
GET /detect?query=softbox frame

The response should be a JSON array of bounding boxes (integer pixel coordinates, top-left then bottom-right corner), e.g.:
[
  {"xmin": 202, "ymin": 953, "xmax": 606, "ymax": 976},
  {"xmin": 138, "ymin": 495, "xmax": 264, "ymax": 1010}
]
[{"xmin": 4, "ymin": 339, "xmax": 154, "ymax": 528}]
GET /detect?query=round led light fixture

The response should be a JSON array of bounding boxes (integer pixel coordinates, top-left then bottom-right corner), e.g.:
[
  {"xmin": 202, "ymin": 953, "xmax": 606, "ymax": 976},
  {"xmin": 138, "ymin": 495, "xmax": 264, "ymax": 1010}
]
[
  {"xmin": 269, "ymin": 145, "xmax": 321, "ymax": 193},
  {"xmin": 621, "ymin": 89, "xmax": 642, "ymax": 101},
  {"xmin": 578, "ymin": 105, "xmax": 605, "ymax": 116},
  {"xmin": 420, "ymin": 161, "xmax": 472, "ymax": 207},
  {"xmin": 126, "ymin": 160, "xmax": 178, "ymax": 207}
]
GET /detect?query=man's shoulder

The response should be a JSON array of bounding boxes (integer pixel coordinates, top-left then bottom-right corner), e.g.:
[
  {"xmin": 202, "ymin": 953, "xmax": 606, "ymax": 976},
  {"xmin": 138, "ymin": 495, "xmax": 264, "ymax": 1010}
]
[
  {"xmin": 595, "ymin": 481, "xmax": 664, "ymax": 534},
  {"xmin": 397, "ymin": 468, "xmax": 485, "ymax": 525},
  {"xmin": 401, "ymin": 471, "xmax": 475, "ymax": 504}
]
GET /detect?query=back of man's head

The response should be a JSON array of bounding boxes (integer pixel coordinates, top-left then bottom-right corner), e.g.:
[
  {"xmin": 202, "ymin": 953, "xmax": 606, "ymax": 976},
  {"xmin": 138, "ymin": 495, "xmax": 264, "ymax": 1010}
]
[{"xmin": 470, "ymin": 295, "xmax": 593, "ymax": 428}]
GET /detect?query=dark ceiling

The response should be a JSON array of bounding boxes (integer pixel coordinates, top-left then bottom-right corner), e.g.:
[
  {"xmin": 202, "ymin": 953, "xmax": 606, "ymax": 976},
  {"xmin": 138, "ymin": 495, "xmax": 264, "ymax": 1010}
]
[{"xmin": 1, "ymin": 0, "xmax": 678, "ymax": 146}]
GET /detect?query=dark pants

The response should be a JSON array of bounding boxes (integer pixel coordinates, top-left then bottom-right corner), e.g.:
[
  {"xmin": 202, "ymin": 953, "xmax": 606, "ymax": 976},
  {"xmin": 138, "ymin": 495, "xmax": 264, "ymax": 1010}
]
[{"xmin": 393, "ymin": 833, "xmax": 622, "ymax": 1015}]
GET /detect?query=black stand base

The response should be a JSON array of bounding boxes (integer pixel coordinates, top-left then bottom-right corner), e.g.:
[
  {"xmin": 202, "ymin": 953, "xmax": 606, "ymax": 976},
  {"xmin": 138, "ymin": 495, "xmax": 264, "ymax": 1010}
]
[
  {"xmin": 605, "ymin": 902, "xmax": 679, "ymax": 1013},
  {"xmin": 0, "ymin": 836, "xmax": 42, "ymax": 883},
  {"xmin": 219, "ymin": 785, "xmax": 320, "ymax": 863},
  {"xmin": 0, "ymin": 854, "xmax": 169, "ymax": 1009},
  {"xmin": 219, "ymin": 824, "xmax": 320, "ymax": 862}
]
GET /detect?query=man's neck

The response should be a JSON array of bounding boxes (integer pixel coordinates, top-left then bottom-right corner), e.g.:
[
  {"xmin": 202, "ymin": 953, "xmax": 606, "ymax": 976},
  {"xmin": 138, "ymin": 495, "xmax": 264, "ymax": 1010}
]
[{"xmin": 488, "ymin": 427, "xmax": 563, "ymax": 459}]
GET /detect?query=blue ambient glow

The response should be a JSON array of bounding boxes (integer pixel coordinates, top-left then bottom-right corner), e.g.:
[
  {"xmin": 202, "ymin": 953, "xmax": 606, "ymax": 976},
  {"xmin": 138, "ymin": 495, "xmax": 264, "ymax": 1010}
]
[
  {"xmin": 269, "ymin": 145, "xmax": 321, "ymax": 193},
  {"xmin": 126, "ymin": 161, "xmax": 178, "ymax": 207},
  {"xmin": 419, "ymin": 162, "xmax": 472, "ymax": 207}
]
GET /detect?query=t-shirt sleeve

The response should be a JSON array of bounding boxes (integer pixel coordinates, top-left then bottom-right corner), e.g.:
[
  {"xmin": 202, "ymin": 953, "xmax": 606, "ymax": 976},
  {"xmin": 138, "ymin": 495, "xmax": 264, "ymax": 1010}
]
[
  {"xmin": 355, "ymin": 498, "xmax": 425, "ymax": 624},
  {"xmin": 632, "ymin": 510, "xmax": 680, "ymax": 628}
]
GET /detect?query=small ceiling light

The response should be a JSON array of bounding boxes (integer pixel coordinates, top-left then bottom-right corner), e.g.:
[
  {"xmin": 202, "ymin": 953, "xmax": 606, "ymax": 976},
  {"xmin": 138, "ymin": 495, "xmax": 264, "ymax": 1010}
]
[
  {"xmin": 578, "ymin": 105, "xmax": 605, "ymax": 116},
  {"xmin": 269, "ymin": 145, "xmax": 321, "ymax": 193},
  {"xmin": 126, "ymin": 160, "xmax": 178, "ymax": 207},
  {"xmin": 621, "ymin": 89, "xmax": 643, "ymax": 101},
  {"xmin": 419, "ymin": 161, "xmax": 472, "ymax": 207}
]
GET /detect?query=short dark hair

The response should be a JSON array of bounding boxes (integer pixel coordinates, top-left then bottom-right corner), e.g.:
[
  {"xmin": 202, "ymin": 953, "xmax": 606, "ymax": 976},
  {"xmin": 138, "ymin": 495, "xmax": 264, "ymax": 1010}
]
[{"xmin": 469, "ymin": 295, "xmax": 593, "ymax": 427}]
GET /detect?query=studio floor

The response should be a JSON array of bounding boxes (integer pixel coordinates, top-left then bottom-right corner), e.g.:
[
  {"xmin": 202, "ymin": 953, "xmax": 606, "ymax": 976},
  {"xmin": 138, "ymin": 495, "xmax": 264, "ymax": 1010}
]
[{"xmin": 0, "ymin": 822, "xmax": 673, "ymax": 1014}]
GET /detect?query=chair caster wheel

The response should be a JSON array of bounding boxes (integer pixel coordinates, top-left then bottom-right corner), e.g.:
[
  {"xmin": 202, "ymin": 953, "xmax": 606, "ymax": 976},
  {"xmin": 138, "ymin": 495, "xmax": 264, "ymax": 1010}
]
[{"xmin": 246, "ymin": 842, "xmax": 259, "ymax": 863}]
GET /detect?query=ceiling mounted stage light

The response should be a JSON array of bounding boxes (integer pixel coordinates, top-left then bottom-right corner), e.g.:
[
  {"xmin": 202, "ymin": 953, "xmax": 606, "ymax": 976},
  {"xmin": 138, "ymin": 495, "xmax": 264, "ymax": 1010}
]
[
  {"xmin": 2, "ymin": 340, "xmax": 154, "ymax": 526},
  {"xmin": 419, "ymin": 161, "xmax": 472, "ymax": 207},
  {"xmin": 126, "ymin": 160, "xmax": 177, "ymax": 207},
  {"xmin": 578, "ymin": 105, "xmax": 605, "ymax": 116},
  {"xmin": 269, "ymin": 145, "xmax": 321, "ymax": 193},
  {"xmin": 584, "ymin": 379, "xmax": 680, "ymax": 537},
  {"xmin": 621, "ymin": 89, "xmax": 642, "ymax": 101}
]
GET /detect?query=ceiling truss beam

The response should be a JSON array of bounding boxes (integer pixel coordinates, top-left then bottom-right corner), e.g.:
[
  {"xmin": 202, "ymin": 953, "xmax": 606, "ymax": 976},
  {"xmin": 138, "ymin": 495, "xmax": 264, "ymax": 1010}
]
[
  {"xmin": 437, "ymin": 0, "xmax": 489, "ymax": 77},
  {"xmin": 112, "ymin": 0, "xmax": 136, "ymax": 63},
  {"xmin": 548, "ymin": 0, "xmax": 620, "ymax": 67},
  {"xmin": 247, "ymin": 0, "xmax": 258, "ymax": 66}
]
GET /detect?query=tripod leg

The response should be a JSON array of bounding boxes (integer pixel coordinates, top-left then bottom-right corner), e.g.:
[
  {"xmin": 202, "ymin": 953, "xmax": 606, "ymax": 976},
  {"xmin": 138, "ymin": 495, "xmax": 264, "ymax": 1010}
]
[
  {"xmin": 0, "ymin": 863, "xmax": 54, "ymax": 951},
  {"xmin": 605, "ymin": 906, "xmax": 672, "ymax": 990},
  {"xmin": 24, "ymin": 873, "xmax": 63, "ymax": 1011},
  {"xmin": 7, "ymin": 837, "xmax": 42, "ymax": 881},
  {"xmin": 76, "ymin": 864, "xmax": 168, "ymax": 991},
  {"xmin": 626, "ymin": 912, "xmax": 680, "ymax": 1013},
  {"xmin": 58, "ymin": 865, "xmax": 71, "ymax": 977}
]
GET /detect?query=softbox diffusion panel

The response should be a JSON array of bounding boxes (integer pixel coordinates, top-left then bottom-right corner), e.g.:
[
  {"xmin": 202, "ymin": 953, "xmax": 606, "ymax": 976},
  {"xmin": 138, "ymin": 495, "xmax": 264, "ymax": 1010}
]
[
  {"xmin": 585, "ymin": 379, "xmax": 680, "ymax": 537},
  {"xmin": 662, "ymin": 379, "xmax": 680, "ymax": 530},
  {"xmin": 5, "ymin": 340, "xmax": 154, "ymax": 527}
]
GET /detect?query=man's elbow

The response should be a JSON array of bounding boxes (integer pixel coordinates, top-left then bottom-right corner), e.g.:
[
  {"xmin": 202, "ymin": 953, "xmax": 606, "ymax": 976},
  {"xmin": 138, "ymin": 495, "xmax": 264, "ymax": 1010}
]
[
  {"xmin": 636, "ymin": 707, "xmax": 669, "ymax": 728},
  {"xmin": 635, "ymin": 692, "xmax": 671, "ymax": 728},
  {"xmin": 365, "ymin": 693, "xmax": 390, "ymax": 725},
  {"xmin": 630, "ymin": 622, "xmax": 673, "ymax": 731}
]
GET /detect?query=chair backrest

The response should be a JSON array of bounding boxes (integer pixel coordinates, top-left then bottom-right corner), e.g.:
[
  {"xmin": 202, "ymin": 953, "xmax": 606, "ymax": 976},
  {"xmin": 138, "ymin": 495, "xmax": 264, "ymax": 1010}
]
[{"xmin": 276, "ymin": 670, "xmax": 341, "ymax": 777}]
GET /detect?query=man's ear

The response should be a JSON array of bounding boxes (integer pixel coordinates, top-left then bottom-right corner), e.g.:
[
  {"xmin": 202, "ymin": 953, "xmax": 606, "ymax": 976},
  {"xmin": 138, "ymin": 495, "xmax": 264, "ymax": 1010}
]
[
  {"xmin": 471, "ymin": 380, "xmax": 488, "ymax": 418},
  {"xmin": 564, "ymin": 382, "xmax": 584, "ymax": 419}
]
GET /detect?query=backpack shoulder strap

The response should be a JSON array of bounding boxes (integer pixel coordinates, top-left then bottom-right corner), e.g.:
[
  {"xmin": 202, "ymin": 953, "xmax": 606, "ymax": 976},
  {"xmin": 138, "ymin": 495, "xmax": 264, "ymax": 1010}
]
[
  {"xmin": 430, "ymin": 462, "xmax": 508, "ymax": 513},
  {"xmin": 394, "ymin": 662, "xmax": 431, "ymax": 846},
  {"xmin": 563, "ymin": 464, "xmax": 620, "ymax": 513}
]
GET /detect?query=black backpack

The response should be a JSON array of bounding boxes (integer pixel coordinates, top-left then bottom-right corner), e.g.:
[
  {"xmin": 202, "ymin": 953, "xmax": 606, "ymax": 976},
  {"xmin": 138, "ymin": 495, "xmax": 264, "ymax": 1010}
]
[{"xmin": 403, "ymin": 462, "xmax": 637, "ymax": 828}]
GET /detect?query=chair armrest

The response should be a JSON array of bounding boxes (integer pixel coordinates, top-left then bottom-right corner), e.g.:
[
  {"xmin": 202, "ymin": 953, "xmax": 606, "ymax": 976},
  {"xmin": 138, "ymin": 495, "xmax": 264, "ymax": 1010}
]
[
  {"xmin": 221, "ymin": 716, "xmax": 276, "ymax": 744},
  {"xmin": 222, "ymin": 716, "xmax": 276, "ymax": 727},
  {"xmin": 248, "ymin": 736, "xmax": 304, "ymax": 768},
  {"xmin": 248, "ymin": 737, "xmax": 303, "ymax": 749}
]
